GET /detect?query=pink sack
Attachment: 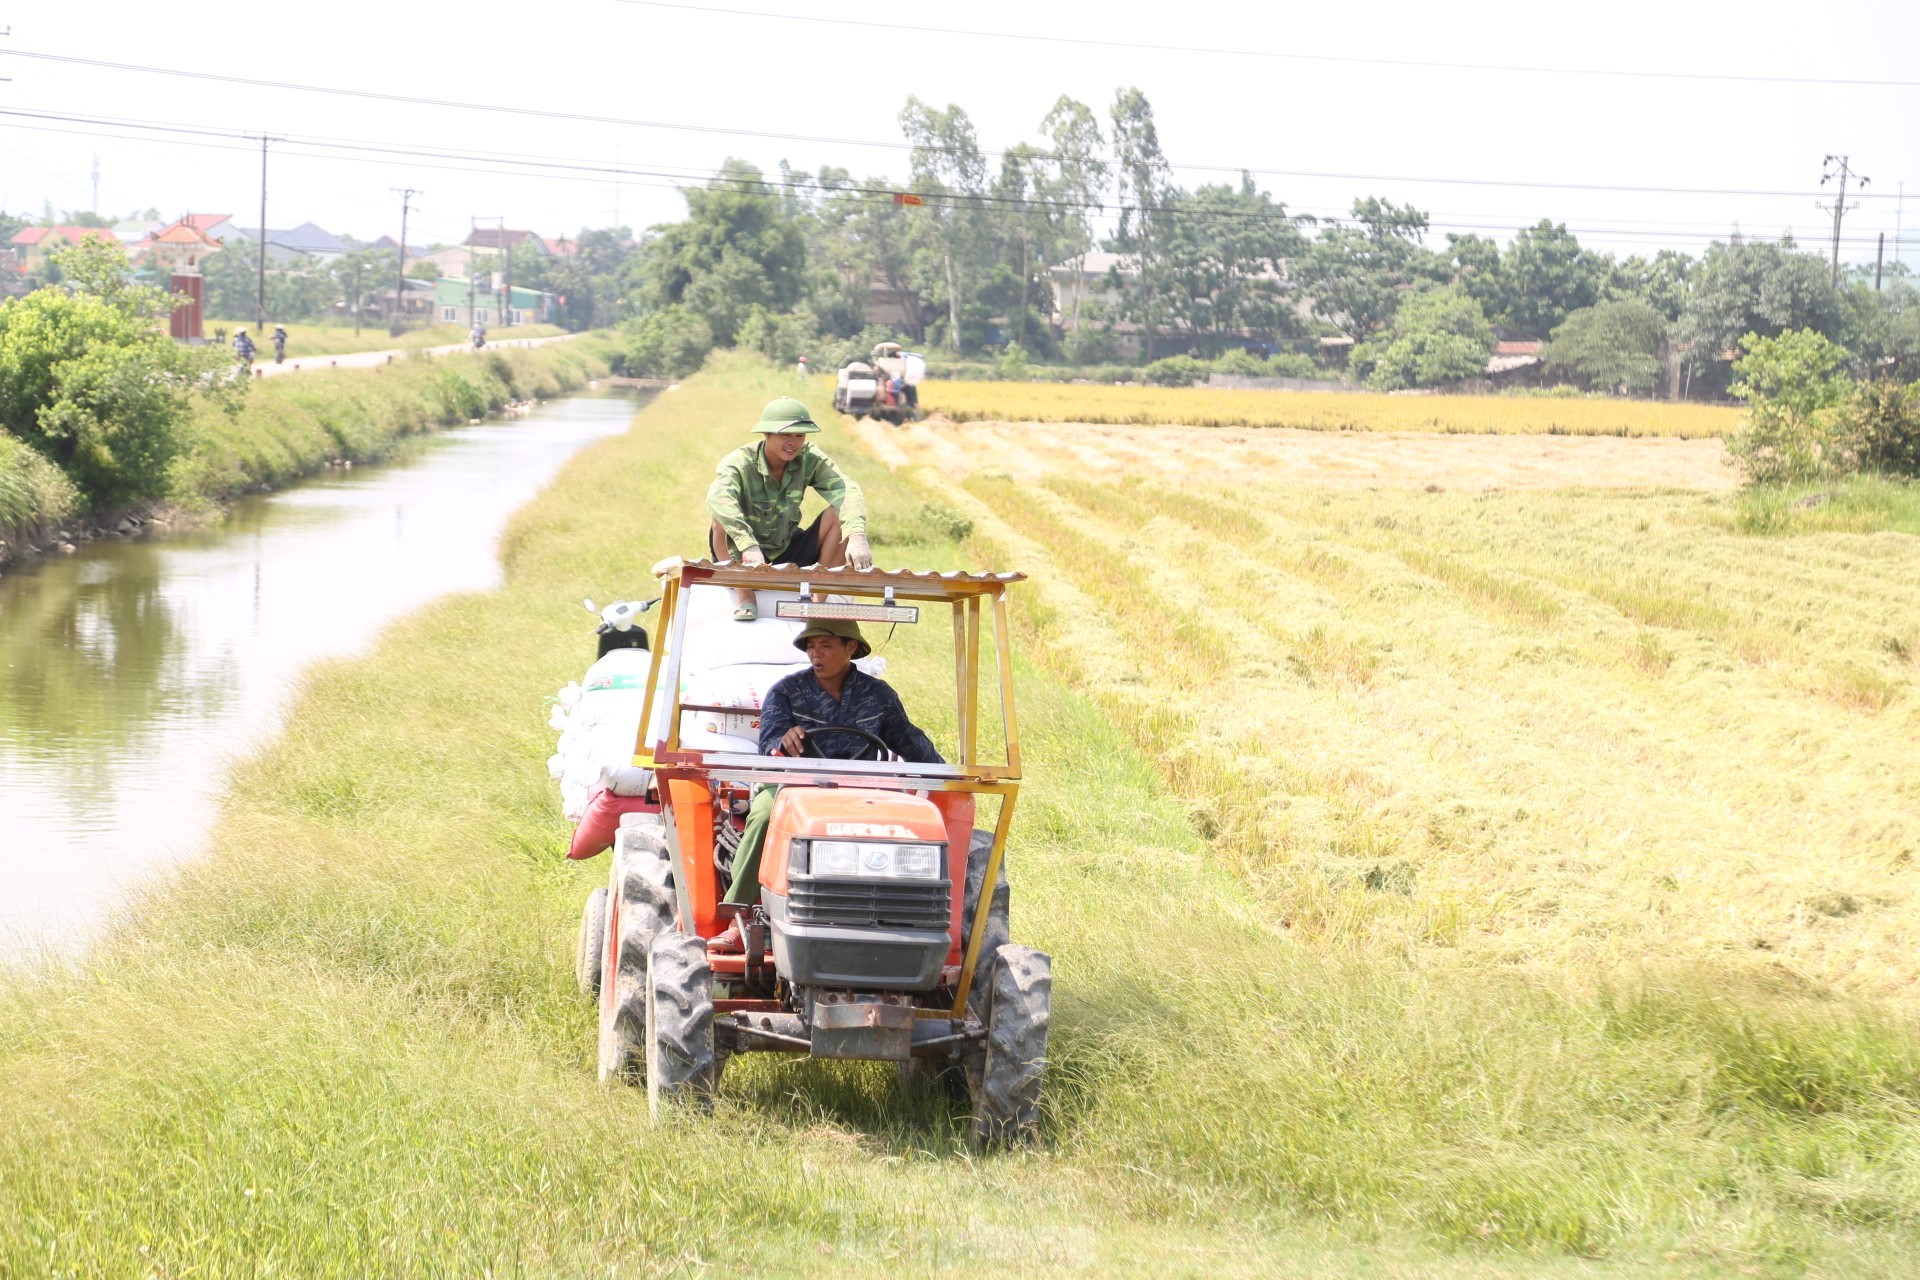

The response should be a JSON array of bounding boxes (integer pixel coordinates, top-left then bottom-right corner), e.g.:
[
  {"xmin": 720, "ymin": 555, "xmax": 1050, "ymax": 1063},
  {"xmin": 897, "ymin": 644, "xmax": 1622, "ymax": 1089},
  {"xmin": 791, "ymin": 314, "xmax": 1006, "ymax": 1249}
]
[{"xmin": 568, "ymin": 784, "xmax": 661, "ymax": 860}]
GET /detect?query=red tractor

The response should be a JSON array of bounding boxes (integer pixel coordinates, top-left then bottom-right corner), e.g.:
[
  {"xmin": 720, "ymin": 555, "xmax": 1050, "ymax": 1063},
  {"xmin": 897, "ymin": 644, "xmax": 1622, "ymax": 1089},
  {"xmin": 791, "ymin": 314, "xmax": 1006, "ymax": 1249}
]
[{"xmin": 574, "ymin": 558, "xmax": 1049, "ymax": 1146}]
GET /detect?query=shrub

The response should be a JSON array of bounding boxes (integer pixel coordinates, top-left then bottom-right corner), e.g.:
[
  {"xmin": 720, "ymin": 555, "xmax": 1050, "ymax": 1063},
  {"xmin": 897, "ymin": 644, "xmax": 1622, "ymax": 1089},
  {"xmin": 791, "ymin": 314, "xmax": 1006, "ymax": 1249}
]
[
  {"xmin": 0, "ymin": 429, "xmax": 80, "ymax": 540},
  {"xmin": 1143, "ymin": 355, "xmax": 1209, "ymax": 387},
  {"xmin": 1726, "ymin": 329, "xmax": 1854, "ymax": 483},
  {"xmin": 618, "ymin": 306, "xmax": 714, "ymax": 379},
  {"xmin": 1364, "ymin": 287, "xmax": 1494, "ymax": 391},
  {"xmin": 997, "ymin": 341, "xmax": 1030, "ymax": 381},
  {"xmin": 0, "ymin": 287, "xmax": 237, "ymax": 508},
  {"xmin": 1543, "ymin": 299, "xmax": 1667, "ymax": 394},
  {"xmin": 735, "ymin": 306, "xmax": 817, "ymax": 367},
  {"xmin": 1851, "ymin": 378, "xmax": 1920, "ymax": 476}
]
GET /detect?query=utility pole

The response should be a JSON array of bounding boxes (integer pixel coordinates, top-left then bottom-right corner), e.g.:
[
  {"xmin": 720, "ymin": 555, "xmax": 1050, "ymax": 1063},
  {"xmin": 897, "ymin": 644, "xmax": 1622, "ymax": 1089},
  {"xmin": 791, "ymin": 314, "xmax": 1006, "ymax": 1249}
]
[
  {"xmin": 468, "ymin": 216, "xmax": 478, "ymax": 328},
  {"xmin": 501, "ymin": 225, "xmax": 513, "ymax": 330},
  {"xmin": 1818, "ymin": 154, "xmax": 1868, "ymax": 287},
  {"xmin": 90, "ymin": 153, "xmax": 99, "ymax": 214},
  {"xmin": 246, "ymin": 134, "xmax": 284, "ymax": 333},
  {"xmin": 1876, "ymin": 233, "xmax": 1886, "ymax": 291},
  {"xmin": 391, "ymin": 187, "xmax": 420, "ymax": 335}
]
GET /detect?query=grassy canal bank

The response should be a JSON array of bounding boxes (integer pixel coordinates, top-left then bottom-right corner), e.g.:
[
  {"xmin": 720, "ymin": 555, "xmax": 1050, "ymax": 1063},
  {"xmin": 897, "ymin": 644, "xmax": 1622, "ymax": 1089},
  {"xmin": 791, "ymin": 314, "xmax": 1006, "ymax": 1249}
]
[
  {"xmin": 0, "ymin": 337, "xmax": 615, "ymax": 567},
  {"xmin": 3, "ymin": 352, "xmax": 1918, "ymax": 1277}
]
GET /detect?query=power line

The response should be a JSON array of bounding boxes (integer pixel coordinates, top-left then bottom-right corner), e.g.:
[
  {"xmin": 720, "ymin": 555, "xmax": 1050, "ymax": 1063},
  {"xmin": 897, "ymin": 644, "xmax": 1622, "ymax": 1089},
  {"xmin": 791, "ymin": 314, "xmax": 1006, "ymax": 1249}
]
[
  {"xmin": 0, "ymin": 48, "xmax": 1903, "ymax": 203},
  {"xmin": 612, "ymin": 0, "xmax": 1920, "ymax": 90},
  {"xmin": 6, "ymin": 107, "xmax": 1901, "ymax": 254}
]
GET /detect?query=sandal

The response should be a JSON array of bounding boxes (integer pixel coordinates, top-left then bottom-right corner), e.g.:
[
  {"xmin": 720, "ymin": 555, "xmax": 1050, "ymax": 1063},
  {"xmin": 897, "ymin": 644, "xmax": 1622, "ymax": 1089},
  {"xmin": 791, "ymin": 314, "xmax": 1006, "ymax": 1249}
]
[{"xmin": 732, "ymin": 600, "xmax": 758, "ymax": 622}]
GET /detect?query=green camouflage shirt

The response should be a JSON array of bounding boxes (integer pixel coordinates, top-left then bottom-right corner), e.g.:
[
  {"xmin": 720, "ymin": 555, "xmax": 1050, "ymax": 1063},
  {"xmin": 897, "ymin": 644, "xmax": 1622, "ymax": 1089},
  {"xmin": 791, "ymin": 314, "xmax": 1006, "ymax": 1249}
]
[{"xmin": 706, "ymin": 440, "xmax": 867, "ymax": 556}]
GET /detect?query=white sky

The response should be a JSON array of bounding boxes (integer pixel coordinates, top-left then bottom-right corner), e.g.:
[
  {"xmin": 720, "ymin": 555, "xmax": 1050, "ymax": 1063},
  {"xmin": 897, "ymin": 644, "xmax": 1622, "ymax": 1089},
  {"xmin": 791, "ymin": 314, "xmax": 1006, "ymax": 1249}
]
[{"xmin": 1, "ymin": 0, "xmax": 1915, "ymax": 268}]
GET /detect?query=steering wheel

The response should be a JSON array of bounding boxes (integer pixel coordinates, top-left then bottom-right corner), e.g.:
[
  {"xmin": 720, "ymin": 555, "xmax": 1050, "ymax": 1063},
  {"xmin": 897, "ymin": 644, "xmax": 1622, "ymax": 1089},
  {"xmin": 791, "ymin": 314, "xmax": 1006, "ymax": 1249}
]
[{"xmin": 799, "ymin": 724, "xmax": 893, "ymax": 761}]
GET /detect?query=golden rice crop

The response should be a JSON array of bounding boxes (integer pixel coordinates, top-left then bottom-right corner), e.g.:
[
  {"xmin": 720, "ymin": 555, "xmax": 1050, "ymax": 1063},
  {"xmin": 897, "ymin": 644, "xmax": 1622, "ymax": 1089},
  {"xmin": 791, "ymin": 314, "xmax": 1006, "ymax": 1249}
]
[{"xmin": 920, "ymin": 379, "xmax": 1741, "ymax": 438}]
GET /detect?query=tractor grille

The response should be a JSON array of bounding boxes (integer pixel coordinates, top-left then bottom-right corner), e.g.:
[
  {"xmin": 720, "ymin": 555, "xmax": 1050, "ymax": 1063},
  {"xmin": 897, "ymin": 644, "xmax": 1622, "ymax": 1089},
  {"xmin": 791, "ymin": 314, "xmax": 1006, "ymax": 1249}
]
[{"xmin": 788, "ymin": 877, "xmax": 950, "ymax": 930}]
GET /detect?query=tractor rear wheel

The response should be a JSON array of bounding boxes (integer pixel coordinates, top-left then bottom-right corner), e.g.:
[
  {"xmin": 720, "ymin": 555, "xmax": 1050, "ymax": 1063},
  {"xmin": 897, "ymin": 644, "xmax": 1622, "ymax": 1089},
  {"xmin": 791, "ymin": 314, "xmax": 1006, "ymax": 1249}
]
[
  {"xmin": 962, "ymin": 829, "xmax": 1011, "ymax": 985},
  {"xmin": 576, "ymin": 886, "xmax": 608, "ymax": 995},
  {"xmin": 598, "ymin": 821, "xmax": 676, "ymax": 1085},
  {"xmin": 965, "ymin": 944, "xmax": 1051, "ymax": 1149},
  {"xmin": 645, "ymin": 931, "xmax": 718, "ymax": 1117}
]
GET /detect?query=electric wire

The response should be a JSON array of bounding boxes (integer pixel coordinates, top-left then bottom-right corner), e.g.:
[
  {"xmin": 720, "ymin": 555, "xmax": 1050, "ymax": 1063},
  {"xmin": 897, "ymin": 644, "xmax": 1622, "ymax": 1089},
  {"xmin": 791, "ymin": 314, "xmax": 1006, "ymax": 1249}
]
[
  {"xmin": 611, "ymin": 0, "xmax": 1920, "ymax": 90},
  {"xmin": 1, "ymin": 47, "xmax": 1901, "ymax": 202},
  {"xmin": 2, "ymin": 108, "xmax": 1892, "ymax": 252}
]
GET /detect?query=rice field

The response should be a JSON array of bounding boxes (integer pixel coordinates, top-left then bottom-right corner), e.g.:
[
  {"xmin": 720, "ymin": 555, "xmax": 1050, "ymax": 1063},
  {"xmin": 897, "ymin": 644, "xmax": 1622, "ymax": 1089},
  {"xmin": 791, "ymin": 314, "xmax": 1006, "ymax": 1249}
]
[
  {"xmin": 916, "ymin": 379, "xmax": 1742, "ymax": 437},
  {"xmin": 5, "ymin": 354, "xmax": 1920, "ymax": 1276},
  {"xmin": 862, "ymin": 412, "xmax": 1920, "ymax": 995}
]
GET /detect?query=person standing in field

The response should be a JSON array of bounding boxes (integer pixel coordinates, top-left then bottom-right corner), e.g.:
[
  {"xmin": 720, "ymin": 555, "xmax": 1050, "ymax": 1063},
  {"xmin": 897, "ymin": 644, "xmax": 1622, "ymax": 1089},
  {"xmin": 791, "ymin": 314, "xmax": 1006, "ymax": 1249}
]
[{"xmin": 707, "ymin": 396, "xmax": 873, "ymax": 621}]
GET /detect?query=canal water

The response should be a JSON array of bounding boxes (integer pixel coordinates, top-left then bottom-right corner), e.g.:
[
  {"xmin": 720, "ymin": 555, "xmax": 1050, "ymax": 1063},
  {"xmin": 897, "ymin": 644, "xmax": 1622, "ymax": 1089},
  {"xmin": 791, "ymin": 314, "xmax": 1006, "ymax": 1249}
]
[{"xmin": 0, "ymin": 392, "xmax": 639, "ymax": 959}]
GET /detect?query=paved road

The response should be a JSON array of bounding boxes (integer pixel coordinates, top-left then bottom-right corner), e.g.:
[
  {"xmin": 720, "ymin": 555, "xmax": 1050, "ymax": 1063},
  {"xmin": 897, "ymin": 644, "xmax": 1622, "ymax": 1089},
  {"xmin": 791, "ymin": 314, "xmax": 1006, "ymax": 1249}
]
[{"xmin": 249, "ymin": 332, "xmax": 577, "ymax": 379}]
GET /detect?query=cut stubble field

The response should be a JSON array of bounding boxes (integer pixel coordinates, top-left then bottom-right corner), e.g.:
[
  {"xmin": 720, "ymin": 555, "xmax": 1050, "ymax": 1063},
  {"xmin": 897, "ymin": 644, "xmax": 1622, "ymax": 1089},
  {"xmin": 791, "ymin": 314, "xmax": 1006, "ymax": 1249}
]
[{"xmin": 5, "ymin": 355, "xmax": 1920, "ymax": 1278}]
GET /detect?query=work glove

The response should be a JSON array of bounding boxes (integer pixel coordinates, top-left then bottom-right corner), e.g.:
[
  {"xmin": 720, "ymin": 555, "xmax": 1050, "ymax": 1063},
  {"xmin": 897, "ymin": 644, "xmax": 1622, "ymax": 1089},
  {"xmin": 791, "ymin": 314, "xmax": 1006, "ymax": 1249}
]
[
  {"xmin": 846, "ymin": 532, "xmax": 873, "ymax": 571},
  {"xmin": 739, "ymin": 545, "xmax": 767, "ymax": 568}
]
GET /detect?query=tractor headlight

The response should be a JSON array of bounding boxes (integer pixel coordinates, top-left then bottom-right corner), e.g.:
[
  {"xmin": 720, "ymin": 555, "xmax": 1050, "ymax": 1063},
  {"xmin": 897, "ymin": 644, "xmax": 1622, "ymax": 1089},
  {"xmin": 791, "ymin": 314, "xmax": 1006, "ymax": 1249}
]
[{"xmin": 806, "ymin": 840, "xmax": 944, "ymax": 881}]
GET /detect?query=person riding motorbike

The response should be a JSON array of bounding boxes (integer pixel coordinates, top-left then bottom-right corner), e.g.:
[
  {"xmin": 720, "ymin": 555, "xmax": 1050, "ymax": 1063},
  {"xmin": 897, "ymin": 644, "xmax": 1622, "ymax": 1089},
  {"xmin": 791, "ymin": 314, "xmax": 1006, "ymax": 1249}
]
[
  {"xmin": 471, "ymin": 322, "xmax": 487, "ymax": 350},
  {"xmin": 233, "ymin": 329, "xmax": 255, "ymax": 367},
  {"xmin": 271, "ymin": 326, "xmax": 288, "ymax": 364}
]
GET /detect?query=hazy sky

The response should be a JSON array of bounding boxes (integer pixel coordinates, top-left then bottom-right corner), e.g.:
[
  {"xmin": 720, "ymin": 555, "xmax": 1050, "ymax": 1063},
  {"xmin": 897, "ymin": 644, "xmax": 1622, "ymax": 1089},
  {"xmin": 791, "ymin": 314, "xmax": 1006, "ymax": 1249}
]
[{"xmin": 2, "ymin": 0, "xmax": 1915, "ymax": 267}]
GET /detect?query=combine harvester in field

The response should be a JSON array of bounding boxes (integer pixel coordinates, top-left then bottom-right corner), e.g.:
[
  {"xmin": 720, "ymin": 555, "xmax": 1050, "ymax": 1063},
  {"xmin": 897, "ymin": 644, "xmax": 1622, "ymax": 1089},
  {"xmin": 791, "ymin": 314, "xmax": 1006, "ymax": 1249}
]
[
  {"xmin": 833, "ymin": 340, "xmax": 924, "ymax": 424},
  {"xmin": 552, "ymin": 558, "xmax": 1048, "ymax": 1146}
]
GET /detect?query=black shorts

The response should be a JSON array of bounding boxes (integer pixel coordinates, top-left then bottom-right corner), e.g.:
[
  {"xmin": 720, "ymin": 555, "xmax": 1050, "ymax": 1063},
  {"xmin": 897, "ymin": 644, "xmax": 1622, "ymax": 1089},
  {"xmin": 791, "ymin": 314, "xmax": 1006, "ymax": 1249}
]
[
  {"xmin": 766, "ymin": 513, "xmax": 826, "ymax": 566},
  {"xmin": 713, "ymin": 512, "xmax": 825, "ymax": 566}
]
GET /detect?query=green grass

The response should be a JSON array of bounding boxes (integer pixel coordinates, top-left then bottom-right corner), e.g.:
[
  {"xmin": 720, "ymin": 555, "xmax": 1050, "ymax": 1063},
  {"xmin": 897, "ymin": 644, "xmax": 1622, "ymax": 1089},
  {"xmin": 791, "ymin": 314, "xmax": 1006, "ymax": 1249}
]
[
  {"xmin": 1730, "ymin": 476, "xmax": 1920, "ymax": 536},
  {"xmin": 170, "ymin": 338, "xmax": 617, "ymax": 507},
  {"xmin": 4, "ymin": 352, "xmax": 1920, "ymax": 1276},
  {"xmin": 0, "ymin": 429, "xmax": 80, "ymax": 557}
]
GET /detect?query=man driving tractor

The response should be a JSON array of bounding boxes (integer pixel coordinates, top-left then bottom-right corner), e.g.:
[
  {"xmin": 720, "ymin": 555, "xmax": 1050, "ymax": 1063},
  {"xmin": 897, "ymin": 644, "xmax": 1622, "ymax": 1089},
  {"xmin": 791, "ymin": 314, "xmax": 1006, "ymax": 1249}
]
[
  {"xmin": 714, "ymin": 618, "xmax": 941, "ymax": 948},
  {"xmin": 707, "ymin": 397, "xmax": 874, "ymax": 621}
]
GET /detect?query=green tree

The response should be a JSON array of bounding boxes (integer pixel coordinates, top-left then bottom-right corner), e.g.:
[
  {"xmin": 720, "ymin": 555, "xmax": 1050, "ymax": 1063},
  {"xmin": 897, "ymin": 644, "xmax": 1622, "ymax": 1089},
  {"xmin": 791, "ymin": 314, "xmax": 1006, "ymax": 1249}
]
[
  {"xmin": 1357, "ymin": 286, "xmax": 1493, "ymax": 391},
  {"xmin": 328, "ymin": 249, "xmax": 392, "ymax": 334},
  {"xmin": 1500, "ymin": 220, "xmax": 1603, "ymax": 337},
  {"xmin": 0, "ymin": 242, "xmax": 237, "ymax": 507},
  {"xmin": 1543, "ymin": 299, "xmax": 1668, "ymax": 394},
  {"xmin": 1725, "ymin": 328, "xmax": 1854, "ymax": 482},
  {"xmin": 1607, "ymin": 249, "xmax": 1693, "ymax": 321},
  {"xmin": 1106, "ymin": 87, "xmax": 1172, "ymax": 352},
  {"xmin": 1299, "ymin": 198, "xmax": 1442, "ymax": 339},
  {"xmin": 1148, "ymin": 176, "xmax": 1310, "ymax": 351},
  {"xmin": 619, "ymin": 305, "xmax": 713, "ymax": 378},
  {"xmin": 1037, "ymin": 96, "xmax": 1107, "ymax": 360},
  {"xmin": 900, "ymin": 98, "xmax": 988, "ymax": 353},
  {"xmin": 640, "ymin": 160, "xmax": 807, "ymax": 345},
  {"xmin": 1675, "ymin": 238, "xmax": 1840, "ymax": 374}
]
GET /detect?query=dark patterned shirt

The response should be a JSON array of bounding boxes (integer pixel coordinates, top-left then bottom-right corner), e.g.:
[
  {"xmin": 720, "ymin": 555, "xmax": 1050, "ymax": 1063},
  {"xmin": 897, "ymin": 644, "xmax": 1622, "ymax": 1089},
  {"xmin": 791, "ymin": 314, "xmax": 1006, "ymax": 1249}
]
[{"xmin": 757, "ymin": 667, "xmax": 942, "ymax": 763}]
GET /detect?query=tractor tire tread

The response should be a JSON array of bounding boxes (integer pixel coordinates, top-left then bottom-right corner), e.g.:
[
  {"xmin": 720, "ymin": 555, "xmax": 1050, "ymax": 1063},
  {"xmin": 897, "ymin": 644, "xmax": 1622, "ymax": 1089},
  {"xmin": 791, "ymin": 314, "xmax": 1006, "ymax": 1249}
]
[
  {"xmin": 646, "ymin": 932, "xmax": 718, "ymax": 1116},
  {"xmin": 967, "ymin": 943, "xmax": 1050, "ymax": 1149}
]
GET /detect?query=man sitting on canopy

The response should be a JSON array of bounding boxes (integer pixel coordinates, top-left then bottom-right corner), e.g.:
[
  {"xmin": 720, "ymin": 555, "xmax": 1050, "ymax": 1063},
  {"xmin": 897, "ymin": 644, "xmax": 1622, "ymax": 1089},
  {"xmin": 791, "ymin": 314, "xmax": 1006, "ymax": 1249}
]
[
  {"xmin": 714, "ymin": 618, "xmax": 941, "ymax": 948},
  {"xmin": 707, "ymin": 396, "xmax": 874, "ymax": 621}
]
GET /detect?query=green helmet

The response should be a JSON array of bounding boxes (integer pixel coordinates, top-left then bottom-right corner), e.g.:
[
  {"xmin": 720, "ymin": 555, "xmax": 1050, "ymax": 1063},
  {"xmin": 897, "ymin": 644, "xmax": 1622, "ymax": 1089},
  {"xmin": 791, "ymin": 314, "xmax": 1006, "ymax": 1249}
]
[
  {"xmin": 792, "ymin": 618, "xmax": 871, "ymax": 659},
  {"xmin": 754, "ymin": 396, "xmax": 820, "ymax": 434}
]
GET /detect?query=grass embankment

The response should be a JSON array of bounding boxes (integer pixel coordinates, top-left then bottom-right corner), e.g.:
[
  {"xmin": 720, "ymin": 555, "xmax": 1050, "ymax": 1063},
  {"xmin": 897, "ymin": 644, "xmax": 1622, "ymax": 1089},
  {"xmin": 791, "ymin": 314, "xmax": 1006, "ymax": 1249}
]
[
  {"xmin": 207, "ymin": 320, "xmax": 565, "ymax": 357},
  {"xmin": 172, "ymin": 338, "xmax": 615, "ymax": 506},
  {"xmin": 4, "ymin": 353, "xmax": 1919, "ymax": 1276},
  {"xmin": 917, "ymin": 378, "xmax": 1742, "ymax": 437},
  {"xmin": 0, "ymin": 431, "xmax": 80, "ymax": 554},
  {"xmin": 0, "ymin": 338, "xmax": 615, "ymax": 565}
]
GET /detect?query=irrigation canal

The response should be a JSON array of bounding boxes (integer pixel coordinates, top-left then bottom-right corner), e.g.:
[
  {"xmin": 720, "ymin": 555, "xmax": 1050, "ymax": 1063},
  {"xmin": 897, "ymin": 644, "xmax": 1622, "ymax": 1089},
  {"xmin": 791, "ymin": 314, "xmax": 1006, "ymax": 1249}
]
[{"xmin": 0, "ymin": 391, "xmax": 642, "ymax": 959}]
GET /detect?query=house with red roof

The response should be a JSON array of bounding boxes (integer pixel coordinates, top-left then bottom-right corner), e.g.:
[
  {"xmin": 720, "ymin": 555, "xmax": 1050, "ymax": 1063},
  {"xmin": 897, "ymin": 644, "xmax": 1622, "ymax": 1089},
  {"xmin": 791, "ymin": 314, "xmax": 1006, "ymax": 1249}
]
[{"xmin": 8, "ymin": 225, "xmax": 119, "ymax": 271}]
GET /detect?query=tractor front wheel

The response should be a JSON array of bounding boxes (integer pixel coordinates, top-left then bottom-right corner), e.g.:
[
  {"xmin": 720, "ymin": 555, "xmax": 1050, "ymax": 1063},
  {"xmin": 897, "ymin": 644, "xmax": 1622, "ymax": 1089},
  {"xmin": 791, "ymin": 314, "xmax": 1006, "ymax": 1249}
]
[
  {"xmin": 645, "ymin": 931, "xmax": 719, "ymax": 1117},
  {"xmin": 965, "ymin": 943, "xmax": 1051, "ymax": 1149},
  {"xmin": 598, "ymin": 821, "xmax": 675, "ymax": 1085}
]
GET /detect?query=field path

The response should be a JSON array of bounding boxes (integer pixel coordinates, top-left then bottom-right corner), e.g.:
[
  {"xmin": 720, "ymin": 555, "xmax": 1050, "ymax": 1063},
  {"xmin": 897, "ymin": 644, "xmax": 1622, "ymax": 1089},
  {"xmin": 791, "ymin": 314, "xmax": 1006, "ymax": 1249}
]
[
  {"xmin": 859, "ymin": 417, "xmax": 1739, "ymax": 490},
  {"xmin": 252, "ymin": 331, "xmax": 577, "ymax": 379}
]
